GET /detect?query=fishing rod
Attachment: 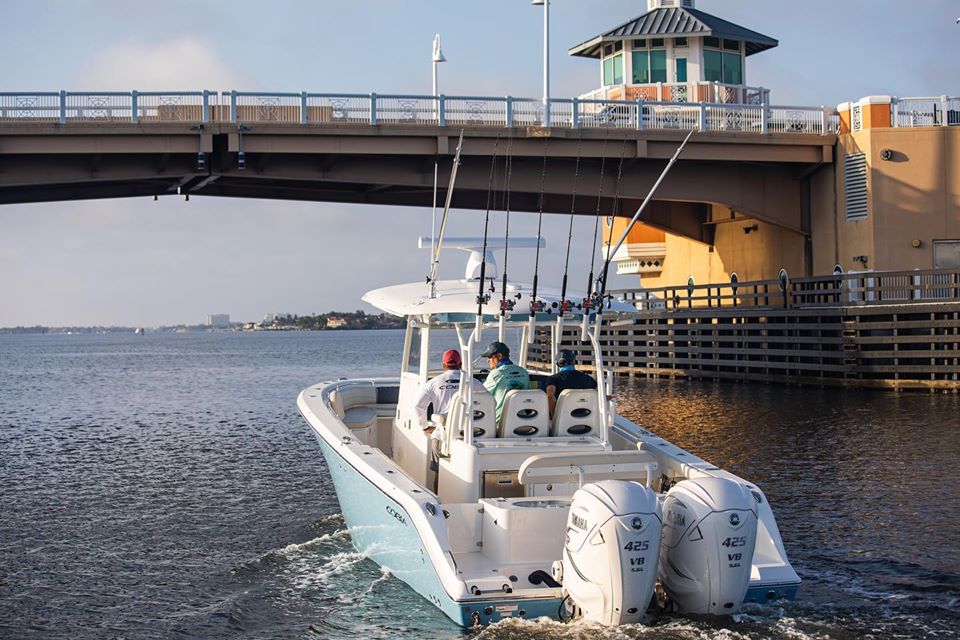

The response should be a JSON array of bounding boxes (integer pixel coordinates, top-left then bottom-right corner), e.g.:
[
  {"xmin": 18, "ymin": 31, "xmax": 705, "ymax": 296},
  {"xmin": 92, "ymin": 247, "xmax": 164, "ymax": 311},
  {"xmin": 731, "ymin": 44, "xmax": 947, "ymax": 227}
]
[
  {"xmin": 581, "ymin": 131, "xmax": 610, "ymax": 339},
  {"xmin": 475, "ymin": 136, "xmax": 502, "ymax": 324},
  {"xmin": 450, "ymin": 135, "xmax": 501, "ymax": 452},
  {"xmin": 427, "ymin": 130, "xmax": 465, "ymax": 298},
  {"xmin": 498, "ymin": 132, "xmax": 517, "ymax": 342},
  {"xmin": 554, "ymin": 134, "xmax": 583, "ymax": 371},
  {"xmin": 526, "ymin": 138, "xmax": 550, "ymax": 345}
]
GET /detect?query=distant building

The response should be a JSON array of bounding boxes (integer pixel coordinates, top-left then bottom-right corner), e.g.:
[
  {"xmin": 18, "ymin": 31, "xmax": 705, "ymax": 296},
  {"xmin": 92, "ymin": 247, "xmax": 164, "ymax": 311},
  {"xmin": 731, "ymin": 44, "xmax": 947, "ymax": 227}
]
[
  {"xmin": 206, "ymin": 314, "xmax": 230, "ymax": 327},
  {"xmin": 326, "ymin": 316, "xmax": 347, "ymax": 329}
]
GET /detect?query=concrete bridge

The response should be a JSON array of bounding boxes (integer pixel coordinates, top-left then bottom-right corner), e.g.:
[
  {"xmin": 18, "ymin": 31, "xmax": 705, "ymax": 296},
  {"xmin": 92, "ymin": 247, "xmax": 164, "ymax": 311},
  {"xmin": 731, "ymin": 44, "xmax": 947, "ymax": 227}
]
[{"xmin": 0, "ymin": 91, "xmax": 836, "ymax": 252}]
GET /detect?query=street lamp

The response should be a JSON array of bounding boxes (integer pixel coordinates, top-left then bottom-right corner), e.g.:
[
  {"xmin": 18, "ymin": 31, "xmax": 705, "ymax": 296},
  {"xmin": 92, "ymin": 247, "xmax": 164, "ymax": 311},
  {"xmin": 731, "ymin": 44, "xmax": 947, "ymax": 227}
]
[
  {"xmin": 432, "ymin": 33, "xmax": 446, "ymax": 97},
  {"xmin": 532, "ymin": 0, "xmax": 550, "ymax": 127}
]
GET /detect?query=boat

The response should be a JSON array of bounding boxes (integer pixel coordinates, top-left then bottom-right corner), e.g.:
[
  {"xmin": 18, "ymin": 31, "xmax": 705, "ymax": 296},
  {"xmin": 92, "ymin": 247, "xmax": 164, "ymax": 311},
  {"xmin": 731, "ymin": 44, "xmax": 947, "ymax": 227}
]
[{"xmin": 297, "ymin": 237, "xmax": 800, "ymax": 627}]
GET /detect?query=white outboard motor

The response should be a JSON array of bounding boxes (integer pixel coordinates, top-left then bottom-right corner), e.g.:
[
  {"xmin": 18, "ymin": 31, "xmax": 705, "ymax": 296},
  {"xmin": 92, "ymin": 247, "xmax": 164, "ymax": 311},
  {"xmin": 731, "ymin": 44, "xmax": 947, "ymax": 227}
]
[
  {"xmin": 557, "ymin": 480, "xmax": 662, "ymax": 625},
  {"xmin": 658, "ymin": 477, "xmax": 758, "ymax": 615}
]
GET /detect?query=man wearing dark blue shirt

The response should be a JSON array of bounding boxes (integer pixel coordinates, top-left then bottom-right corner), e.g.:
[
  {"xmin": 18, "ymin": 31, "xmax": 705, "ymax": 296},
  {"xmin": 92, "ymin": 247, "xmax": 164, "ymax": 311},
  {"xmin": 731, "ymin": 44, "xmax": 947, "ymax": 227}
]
[{"xmin": 544, "ymin": 349, "xmax": 596, "ymax": 417}]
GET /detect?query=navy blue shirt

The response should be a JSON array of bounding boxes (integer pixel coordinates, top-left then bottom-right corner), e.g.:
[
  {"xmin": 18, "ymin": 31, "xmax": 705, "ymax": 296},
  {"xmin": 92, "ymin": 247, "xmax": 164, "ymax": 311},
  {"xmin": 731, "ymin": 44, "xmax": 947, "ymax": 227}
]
[{"xmin": 545, "ymin": 366, "xmax": 597, "ymax": 398}]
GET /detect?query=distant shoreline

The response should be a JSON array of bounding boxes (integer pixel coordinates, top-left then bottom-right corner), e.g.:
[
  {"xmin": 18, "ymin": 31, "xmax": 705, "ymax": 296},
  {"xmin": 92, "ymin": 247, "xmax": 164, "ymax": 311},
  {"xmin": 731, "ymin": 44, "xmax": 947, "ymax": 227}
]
[
  {"xmin": 0, "ymin": 326, "xmax": 404, "ymax": 335},
  {"xmin": 0, "ymin": 314, "xmax": 405, "ymax": 335}
]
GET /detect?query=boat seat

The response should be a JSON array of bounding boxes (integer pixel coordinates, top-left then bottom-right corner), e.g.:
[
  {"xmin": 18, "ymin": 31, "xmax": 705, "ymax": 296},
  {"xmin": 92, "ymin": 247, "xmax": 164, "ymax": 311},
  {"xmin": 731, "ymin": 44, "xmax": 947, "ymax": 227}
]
[
  {"xmin": 448, "ymin": 391, "xmax": 497, "ymax": 440},
  {"xmin": 342, "ymin": 406, "xmax": 378, "ymax": 429},
  {"xmin": 498, "ymin": 390, "xmax": 549, "ymax": 439},
  {"xmin": 551, "ymin": 389, "xmax": 600, "ymax": 437},
  {"xmin": 518, "ymin": 450, "xmax": 660, "ymax": 488},
  {"xmin": 329, "ymin": 384, "xmax": 377, "ymax": 419}
]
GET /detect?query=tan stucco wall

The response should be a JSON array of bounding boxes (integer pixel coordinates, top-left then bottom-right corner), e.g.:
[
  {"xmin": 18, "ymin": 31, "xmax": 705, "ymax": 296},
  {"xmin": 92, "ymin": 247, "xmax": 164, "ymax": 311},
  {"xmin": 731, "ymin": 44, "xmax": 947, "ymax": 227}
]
[
  {"xmin": 833, "ymin": 127, "xmax": 960, "ymax": 271},
  {"xmin": 810, "ymin": 163, "xmax": 839, "ymax": 274},
  {"xmin": 641, "ymin": 205, "xmax": 806, "ymax": 287}
]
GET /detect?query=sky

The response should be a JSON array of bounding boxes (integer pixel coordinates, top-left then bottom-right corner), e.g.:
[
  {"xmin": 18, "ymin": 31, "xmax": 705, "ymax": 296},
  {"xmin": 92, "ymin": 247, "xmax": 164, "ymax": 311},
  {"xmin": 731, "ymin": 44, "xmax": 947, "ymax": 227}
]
[{"xmin": 1, "ymin": 0, "xmax": 958, "ymax": 326}]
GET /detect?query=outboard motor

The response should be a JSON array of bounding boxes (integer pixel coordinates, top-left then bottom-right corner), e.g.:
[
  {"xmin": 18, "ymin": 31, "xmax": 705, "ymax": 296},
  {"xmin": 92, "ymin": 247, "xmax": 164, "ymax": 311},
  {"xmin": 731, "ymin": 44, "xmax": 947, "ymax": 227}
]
[
  {"xmin": 556, "ymin": 480, "xmax": 662, "ymax": 625},
  {"xmin": 658, "ymin": 477, "xmax": 758, "ymax": 615}
]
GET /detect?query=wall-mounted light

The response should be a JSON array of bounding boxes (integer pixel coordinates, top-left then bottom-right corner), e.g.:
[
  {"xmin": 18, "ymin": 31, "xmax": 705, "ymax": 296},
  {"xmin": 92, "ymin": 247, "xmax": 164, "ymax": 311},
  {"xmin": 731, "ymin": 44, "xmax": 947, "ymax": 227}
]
[
  {"xmin": 743, "ymin": 224, "xmax": 759, "ymax": 235},
  {"xmin": 880, "ymin": 148, "xmax": 893, "ymax": 161},
  {"xmin": 911, "ymin": 239, "xmax": 922, "ymax": 248}
]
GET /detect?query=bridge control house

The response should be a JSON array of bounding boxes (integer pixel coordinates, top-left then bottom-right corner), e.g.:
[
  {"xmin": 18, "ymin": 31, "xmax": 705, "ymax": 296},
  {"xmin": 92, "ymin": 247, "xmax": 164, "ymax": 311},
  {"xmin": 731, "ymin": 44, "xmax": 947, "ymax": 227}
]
[{"xmin": 570, "ymin": 0, "xmax": 776, "ymax": 106}]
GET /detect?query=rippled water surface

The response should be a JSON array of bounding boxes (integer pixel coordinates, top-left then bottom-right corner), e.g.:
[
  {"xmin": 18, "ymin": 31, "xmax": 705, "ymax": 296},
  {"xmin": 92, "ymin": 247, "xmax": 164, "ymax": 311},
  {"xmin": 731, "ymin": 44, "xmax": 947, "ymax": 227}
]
[{"xmin": 1, "ymin": 332, "xmax": 957, "ymax": 639}]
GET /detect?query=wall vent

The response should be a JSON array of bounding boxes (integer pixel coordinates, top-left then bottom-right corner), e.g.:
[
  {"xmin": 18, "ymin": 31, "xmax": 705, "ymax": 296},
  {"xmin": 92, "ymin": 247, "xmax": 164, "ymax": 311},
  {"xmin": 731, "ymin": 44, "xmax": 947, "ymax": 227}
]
[{"xmin": 844, "ymin": 153, "xmax": 868, "ymax": 221}]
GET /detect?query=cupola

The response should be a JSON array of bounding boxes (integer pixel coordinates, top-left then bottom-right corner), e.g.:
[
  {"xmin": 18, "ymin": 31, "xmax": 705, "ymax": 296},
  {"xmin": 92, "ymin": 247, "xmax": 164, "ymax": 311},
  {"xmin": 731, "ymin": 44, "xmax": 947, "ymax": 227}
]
[{"xmin": 647, "ymin": 0, "xmax": 695, "ymax": 9}]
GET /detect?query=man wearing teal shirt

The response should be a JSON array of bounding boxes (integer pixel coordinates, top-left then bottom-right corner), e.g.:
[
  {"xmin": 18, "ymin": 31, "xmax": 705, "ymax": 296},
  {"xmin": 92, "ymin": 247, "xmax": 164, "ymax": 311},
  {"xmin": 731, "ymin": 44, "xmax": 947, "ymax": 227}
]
[{"xmin": 480, "ymin": 341, "xmax": 531, "ymax": 422}]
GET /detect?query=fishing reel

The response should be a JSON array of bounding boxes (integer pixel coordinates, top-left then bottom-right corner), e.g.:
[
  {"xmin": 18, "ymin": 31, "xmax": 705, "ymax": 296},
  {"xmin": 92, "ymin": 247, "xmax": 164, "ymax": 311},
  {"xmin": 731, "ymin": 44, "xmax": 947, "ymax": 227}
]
[
  {"xmin": 529, "ymin": 299, "xmax": 548, "ymax": 315},
  {"xmin": 476, "ymin": 292, "xmax": 491, "ymax": 306},
  {"xmin": 558, "ymin": 299, "xmax": 574, "ymax": 315},
  {"xmin": 499, "ymin": 295, "xmax": 519, "ymax": 313}
]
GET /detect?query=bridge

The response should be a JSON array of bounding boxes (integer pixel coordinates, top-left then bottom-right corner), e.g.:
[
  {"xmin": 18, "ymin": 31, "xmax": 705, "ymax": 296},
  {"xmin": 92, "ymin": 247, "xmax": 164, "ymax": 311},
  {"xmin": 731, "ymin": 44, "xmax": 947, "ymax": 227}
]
[{"xmin": 0, "ymin": 90, "xmax": 837, "ymax": 248}]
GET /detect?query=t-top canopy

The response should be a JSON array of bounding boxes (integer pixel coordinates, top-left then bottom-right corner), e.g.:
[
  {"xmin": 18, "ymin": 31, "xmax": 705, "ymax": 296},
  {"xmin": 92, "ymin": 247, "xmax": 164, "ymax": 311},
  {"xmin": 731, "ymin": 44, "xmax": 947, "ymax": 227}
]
[{"xmin": 362, "ymin": 278, "xmax": 634, "ymax": 321}]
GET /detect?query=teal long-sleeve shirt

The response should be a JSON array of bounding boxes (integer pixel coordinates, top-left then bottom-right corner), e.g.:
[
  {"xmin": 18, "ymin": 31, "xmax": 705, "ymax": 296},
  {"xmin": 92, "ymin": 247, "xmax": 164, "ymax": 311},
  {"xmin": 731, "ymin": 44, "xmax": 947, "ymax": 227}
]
[{"xmin": 483, "ymin": 359, "xmax": 531, "ymax": 422}]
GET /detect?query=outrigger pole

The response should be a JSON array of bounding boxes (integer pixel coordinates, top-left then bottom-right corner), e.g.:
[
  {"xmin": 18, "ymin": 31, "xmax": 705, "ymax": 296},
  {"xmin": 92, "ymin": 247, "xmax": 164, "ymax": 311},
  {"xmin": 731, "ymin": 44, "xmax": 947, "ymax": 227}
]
[
  {"xmin": 590, "ymin": 129, "xmax": 694, "ymax": 442},
  {"xmin": 427, "ymin": 130, "xmax": 465, "ymax": 299},
  {"xmin": 598, "ymin": 129, "xmax": 695, "ymax": 299}
]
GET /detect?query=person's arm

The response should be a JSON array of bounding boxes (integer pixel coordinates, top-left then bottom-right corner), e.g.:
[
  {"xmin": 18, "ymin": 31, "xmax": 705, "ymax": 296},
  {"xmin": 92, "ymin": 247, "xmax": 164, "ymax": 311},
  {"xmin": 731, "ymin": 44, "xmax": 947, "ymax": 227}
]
[
  {"xmin": 483, "ymin": 369, "xmax": 498, "ymax": 394},
  {"xmin": 546, "ymin": 383, "xmax": 558, "ymax": 417},
  {"xmin": 412, "ymin": 382, "xmax": 434, "ymax": 427}
]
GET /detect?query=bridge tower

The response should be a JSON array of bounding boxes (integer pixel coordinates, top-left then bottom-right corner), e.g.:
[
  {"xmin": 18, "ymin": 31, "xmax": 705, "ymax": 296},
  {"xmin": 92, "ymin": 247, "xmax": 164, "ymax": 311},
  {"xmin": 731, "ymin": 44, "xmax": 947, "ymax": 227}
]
[{"xmin": 573, "ymin": 1, "xmax": 786, "ymax": 286}]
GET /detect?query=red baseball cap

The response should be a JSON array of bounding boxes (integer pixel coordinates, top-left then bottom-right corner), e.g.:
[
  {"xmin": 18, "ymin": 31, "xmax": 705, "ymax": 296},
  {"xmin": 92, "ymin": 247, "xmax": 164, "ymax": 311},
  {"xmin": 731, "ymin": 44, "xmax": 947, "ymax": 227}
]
[{"xmin": 442, "ymin": 349, "xmax": 462, "ymax": 367}]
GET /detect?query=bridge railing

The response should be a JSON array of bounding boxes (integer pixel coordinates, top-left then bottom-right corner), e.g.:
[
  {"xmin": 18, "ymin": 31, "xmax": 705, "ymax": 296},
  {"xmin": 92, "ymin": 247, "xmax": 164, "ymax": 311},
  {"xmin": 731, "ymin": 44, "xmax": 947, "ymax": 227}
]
[
  {"xmin": 892, "ymin": 96, "xmax": 960, "ymax": 128},
  {"xmin": 0, "ymin": 91, "xmax": 216, "ymax": 123},
  {"xmin": 0, "ymin": 90, "xmax": 837, "ymax": 135},
  {"xmin": 610, "ymin": 267, "xmax": 960, "ymax": 312}
]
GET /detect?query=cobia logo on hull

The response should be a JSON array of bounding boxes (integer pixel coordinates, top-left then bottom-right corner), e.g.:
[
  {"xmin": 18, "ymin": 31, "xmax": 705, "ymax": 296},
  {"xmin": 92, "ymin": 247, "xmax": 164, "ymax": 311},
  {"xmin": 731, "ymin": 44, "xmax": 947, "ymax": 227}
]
[{"xmin": 386, "ymin": 505, "xmax": 407, "ymax": 525}]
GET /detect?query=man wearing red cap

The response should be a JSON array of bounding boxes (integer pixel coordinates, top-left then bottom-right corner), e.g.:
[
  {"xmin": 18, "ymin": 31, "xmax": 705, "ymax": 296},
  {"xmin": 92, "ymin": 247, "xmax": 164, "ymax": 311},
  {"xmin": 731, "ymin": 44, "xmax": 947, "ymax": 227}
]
[
  {"xmin": 413, "ymin": 349, "xmax": 484, "ymax": 490},
  {"xmin": 413, "ymin": 349, "xmax": 485, "ymax": 432}
]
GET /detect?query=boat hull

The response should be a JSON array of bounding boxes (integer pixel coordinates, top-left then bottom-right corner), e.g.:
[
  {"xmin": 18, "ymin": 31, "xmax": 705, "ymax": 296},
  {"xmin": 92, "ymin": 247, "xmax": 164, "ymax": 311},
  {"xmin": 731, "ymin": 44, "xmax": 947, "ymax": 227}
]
[{"xmin": 313, "ymin": 432, "xmax": 562, "ymax": 627}]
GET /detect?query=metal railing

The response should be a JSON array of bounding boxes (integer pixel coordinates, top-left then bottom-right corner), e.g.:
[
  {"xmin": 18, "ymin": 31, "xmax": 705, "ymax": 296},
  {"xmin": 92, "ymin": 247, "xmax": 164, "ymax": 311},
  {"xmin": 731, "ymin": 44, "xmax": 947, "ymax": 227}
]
[
  {"xmin": 611, "ymin": 267, "xmax": 960, "ymax": 312},
  {"xmin": 0, "ymin": 90, "xmax": 836, "ymax": 135},
  {"xmin": 892, "ymin": 96, "xmax": 960, "ymax": 128},
  {"xmin": 579, "ymin": 82, "xmax": 770, "ymax": 106}
]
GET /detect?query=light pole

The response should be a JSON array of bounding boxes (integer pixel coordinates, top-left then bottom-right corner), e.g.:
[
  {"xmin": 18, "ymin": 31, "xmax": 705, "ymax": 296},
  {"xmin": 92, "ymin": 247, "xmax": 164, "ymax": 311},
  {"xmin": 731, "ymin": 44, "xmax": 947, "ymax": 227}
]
[
  {"xmin": 532, "ymin": 0, "xmax": 550, "ymax": 127},
  {"xmin": 432, "ymin": 34, "xmax": 446, "ymax": 99},
  {"xmin": 431, "ymin": 34, "xmax": 447, "ymax": 271}
]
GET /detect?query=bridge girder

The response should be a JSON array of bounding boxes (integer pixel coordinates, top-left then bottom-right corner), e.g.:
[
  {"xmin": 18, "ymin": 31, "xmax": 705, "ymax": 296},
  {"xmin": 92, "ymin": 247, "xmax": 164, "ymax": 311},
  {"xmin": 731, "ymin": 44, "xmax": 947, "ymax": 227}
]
[{"xmin": 0, "ymin": 124, "xmax": 833, "ymax": 244}]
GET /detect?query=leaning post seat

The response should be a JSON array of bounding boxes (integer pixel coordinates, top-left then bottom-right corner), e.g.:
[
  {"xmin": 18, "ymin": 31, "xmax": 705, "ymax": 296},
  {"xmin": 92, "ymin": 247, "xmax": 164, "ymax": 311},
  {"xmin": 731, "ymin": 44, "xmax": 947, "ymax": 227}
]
[
  {"xmin": 551, "ymin": 389, "xmax": 601, "ymax": 437},
  {"xmin": 448, "ymin": 391, "xmax": 496, "ymax": 440},
  {"xmin": 498, "ymin": 390, "xmax": 550, "ymax": 438}
]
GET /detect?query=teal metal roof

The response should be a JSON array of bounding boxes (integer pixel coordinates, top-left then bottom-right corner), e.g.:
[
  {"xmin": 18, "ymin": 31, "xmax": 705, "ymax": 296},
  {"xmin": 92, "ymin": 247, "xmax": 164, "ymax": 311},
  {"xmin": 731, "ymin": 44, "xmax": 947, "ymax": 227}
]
[{"xmin": 568, "ymin": 7, "xmax": 778, "ymax": 59}]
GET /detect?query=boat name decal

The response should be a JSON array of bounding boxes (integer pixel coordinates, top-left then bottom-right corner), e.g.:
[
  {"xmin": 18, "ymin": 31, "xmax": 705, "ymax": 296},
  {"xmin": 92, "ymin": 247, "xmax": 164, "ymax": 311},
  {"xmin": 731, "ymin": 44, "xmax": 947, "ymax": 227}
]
[{"xmin": 386, "ymin": 505, "xmax": 407, "ymax": 526}]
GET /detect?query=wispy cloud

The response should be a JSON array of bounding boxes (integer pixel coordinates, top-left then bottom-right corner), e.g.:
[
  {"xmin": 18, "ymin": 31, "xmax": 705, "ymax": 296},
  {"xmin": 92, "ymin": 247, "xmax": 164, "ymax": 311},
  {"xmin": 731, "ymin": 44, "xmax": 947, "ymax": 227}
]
[{"xmin": 71, "ymin": 37, "xmax": 253, "ymax": 91}]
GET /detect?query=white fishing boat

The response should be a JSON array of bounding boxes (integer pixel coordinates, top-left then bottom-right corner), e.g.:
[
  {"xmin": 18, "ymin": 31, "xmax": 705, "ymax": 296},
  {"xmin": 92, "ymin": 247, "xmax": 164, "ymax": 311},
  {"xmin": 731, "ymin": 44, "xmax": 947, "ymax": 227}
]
[
  {"xmin": 297, "ymin": 133, "xmax": 799, "ymax": 627},
  {"xmin": 297, "ymin": 247, "xmax": 798, "ymax": 627}
]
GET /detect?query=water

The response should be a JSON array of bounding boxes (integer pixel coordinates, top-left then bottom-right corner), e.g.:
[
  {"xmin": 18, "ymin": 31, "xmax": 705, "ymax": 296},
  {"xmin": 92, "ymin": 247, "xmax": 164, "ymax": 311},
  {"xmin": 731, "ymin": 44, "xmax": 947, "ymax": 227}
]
[{"xmin": 1, "ymin": 331, "xmax": 957, "ymax": 640}]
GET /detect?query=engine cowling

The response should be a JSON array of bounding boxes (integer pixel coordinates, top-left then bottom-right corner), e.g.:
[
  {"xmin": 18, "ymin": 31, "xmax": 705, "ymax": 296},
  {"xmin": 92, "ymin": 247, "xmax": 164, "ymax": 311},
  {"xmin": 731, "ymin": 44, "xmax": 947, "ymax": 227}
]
[
  {"xmin": 560, "ymin": 480, "xmax": 662, "ymax": 625},
  {"xmin": 658, "ymin": 477, "xmax": 758, "ymax": 615}
]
